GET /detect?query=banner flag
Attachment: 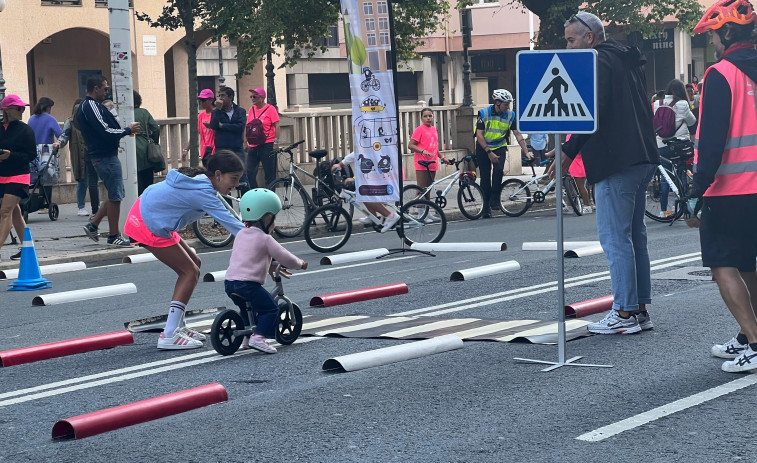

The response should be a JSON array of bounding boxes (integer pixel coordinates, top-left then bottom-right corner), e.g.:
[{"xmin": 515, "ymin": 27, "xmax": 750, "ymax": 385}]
[{"xmin": 340, "ymin": 0, "xmax": 400, "ymax": 202}]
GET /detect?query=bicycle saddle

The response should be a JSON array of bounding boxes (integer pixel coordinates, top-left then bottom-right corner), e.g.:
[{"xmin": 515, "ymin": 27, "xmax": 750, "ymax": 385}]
[
  {"xmin": 309, "ymin": 150, "xmax": 328, "ymax": 160},
  {"xmin": 418, "ymin": 160, "xmax": 437, "ymax": 168}
]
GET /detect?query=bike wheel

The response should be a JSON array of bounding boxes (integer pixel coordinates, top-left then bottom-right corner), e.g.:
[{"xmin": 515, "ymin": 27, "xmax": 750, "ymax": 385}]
[
  {"xmin": 275, "ymin": 300, "xmax": 302, "ymax": 345},
  {"xmin": 645, "ymin": 167, "xmax": 683, "ymax": 223},
  {"xmin": 210, "ymin": 309, "xmax": 245, "ymax": 356},
  {"xmin": 402, "ymin": 184, "xmax": 425, "ymax": 204},
  {"xmin": 457, "ymin": 182, "xmax": 485, "ymax": 220},
  {"xmin": 304, "ymin": 204, "xmax": 352, "ymax": 253},
  {"xmin": 398, "ymin": 199, "xmax": 446, "ymax": 246},
  {"xmin": 193, "ymin": 205, "xmax": 236, "ymax": 248},
  {"xmin": 563, "ymin": 175, "xmax": 583, "ymax": 216},
  {"xmin": 270, "ymin": 178, "xmax": 309, "ymax": 238},
  {"xmin": 499, "ymin": 178, "xmax": 532, "ymax": 217}
]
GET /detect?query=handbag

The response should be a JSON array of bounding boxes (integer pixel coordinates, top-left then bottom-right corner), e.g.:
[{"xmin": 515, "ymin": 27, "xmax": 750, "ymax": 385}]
[{"xmin": 145, "ymin": 124, "xmax": 166, "ymax": 172}]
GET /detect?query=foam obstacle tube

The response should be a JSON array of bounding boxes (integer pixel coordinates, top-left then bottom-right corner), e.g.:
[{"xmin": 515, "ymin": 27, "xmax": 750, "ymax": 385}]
[
  {"xmin": 52, "ymin": 383, "xmax": 228, "ymax": 439},
  {"xmin": 0, "ymin": 331, "xmax": 134, "ymax": 367},
  {"xmin": 203, "ymin": 270, "xmax": 227, "ymax": 282},
  {"xmin": 450, "ymin": 260, "xmax": 520, "ymax": 281},
  {"xmin": 522, "ymin": 241, "xmax": 600, "ymax": 251},
  {"xmin": 310, "ymin": 282, "xmax": 408, "ymax": 307},
  {"xmin": 319, "ymin": 248, "xmax": 390, "ymax": 265},
  {"xmin": 564, "ymin": 295, "xmax": 614, "ymax": 318},
  {"xmin": 31, "ymin": 283, "xmax": 137, "ymax": 306},
  {"xmin": 411, "ymin": 242, "xmax": 507, "ymax": 252},
  {"xmin": 564, "ymin": 244, "xmax": 605, "ymax": 258}
]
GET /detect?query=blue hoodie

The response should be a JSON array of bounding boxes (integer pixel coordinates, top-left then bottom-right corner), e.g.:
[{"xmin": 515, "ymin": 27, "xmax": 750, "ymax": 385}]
[{"xmin": 139, "ymin": 169, "xmax": 244, "ymax": 238}]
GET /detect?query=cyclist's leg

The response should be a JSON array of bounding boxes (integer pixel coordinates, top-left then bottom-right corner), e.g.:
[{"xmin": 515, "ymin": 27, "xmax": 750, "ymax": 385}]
[
  {"xmin": 366, "ymin": 202, "xmax": 390, "ymax": 218},
  {"xmin": 575, "ymin": 176, "xmax": 592, "ymax": 207},
  {"xmin": 476, "ymin": 145, "xmax": 493, "ymax": 212},
  {"xmin": 416, "ymin": 169, "xmax": 432, "ymax": 201},
  {"xmin": 491, "ymin": 147, "xmax": 507, "ymax": 207}
]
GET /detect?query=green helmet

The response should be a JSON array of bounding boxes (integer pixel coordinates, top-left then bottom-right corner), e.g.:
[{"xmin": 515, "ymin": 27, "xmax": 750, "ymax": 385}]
[{"xmin": 239, "ymin": 188, "xmax": 282, "ymax": 222}]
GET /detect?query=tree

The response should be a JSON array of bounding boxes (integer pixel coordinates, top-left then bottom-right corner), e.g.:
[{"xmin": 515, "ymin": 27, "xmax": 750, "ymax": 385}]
[{"xmin": 515, "ymin": 0, "xmax": 703, "ymax": 50}]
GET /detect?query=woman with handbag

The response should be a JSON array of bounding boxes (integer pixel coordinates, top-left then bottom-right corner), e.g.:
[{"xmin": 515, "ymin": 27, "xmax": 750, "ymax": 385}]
[{"xmin": 133, "ymin": 91, "xmax": 161, "ymax": 195}]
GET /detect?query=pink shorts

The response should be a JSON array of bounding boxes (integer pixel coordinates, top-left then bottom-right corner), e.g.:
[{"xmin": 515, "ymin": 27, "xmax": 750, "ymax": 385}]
[
  {"xmin": 124, "ymin": 198, "xmax": 181, "ymax": 248},
  {"xmin": 568, "ymin": 153, "xmax": 586, "ymax": 178}
]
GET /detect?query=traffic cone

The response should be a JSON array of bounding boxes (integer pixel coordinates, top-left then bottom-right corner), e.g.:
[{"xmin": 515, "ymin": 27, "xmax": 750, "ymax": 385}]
[{"xmin": 8, "ymin": 227, "xmax": 52, "ymax": 291}]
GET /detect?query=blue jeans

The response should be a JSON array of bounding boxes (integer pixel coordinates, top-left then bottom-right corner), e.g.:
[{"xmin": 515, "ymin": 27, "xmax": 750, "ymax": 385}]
[
  {"xmin": 224, "ymin": 280, "xmax": 278, "ymax": 338},
  {"xmin": 595, "ymin": 163, "xmax": 656, "ymax": 311},
  {"xmin": 76, "ymin": 178, "xmax": 87, "ymax": 209}
]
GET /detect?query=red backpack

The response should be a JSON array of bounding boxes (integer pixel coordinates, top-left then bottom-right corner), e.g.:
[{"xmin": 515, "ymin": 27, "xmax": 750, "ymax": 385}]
[
  {"xmin": 653, "ymin": 98, "xmax": 681, "ymax": 138},
  {"xmin": 245, "ymin": 105, "xmax": 271, "ymax": 145}
]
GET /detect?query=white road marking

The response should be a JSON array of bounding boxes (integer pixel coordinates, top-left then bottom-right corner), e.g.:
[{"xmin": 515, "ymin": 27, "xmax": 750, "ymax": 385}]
[{"xmin": 576, "ymin": 375, "xmax": 757, "ymax": 442}]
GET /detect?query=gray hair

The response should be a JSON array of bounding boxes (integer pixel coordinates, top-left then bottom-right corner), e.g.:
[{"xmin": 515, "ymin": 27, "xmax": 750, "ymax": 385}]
[{"xmin": 564, "ymin": 12, "xmax": 606, "ymax": 41}]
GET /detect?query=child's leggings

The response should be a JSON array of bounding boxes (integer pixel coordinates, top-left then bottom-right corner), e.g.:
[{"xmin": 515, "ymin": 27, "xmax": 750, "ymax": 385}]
[{"xmin": 224, "ymin": 280, "xmax": 278, "ymax": 338}]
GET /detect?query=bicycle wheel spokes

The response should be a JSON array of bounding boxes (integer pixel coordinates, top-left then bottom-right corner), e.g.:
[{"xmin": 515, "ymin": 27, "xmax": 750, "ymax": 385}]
[
  {"xmin": 304, "ymin": 204, "xmax": 352, "ymax": 253},
  {"xmin": 457, "ymin": 182, "xmax": 484, "ymax": 220},
  {"xmin": 645, "ymin": 167, "xmax": 681, "ymax": 223},
  {"xmin": 270, "ymin": 178, "xmax": 308, "ymax": 238},
  {"xmin": 399, "ymin": 199, "xmax": 446, "ymax": 245},
  {"xmin": 499, "ymin": 178, "xmax": 531, "ymax": 217},
  {"xmin": 193, "ymin": 214, "xmax": 234, "ymax": 247}
]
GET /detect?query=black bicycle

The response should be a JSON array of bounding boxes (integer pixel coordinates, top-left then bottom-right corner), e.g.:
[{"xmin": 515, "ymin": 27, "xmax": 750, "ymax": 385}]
[{"xmin": 645, "ymin": 137, "xmax": 694, "ymax": 224}]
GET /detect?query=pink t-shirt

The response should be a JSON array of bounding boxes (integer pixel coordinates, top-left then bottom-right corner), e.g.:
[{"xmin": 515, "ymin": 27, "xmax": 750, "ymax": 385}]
[
  {"xmin": 411, "ymin": 124, "xmax": 440, "ymax": 171},
  {"xmin": 198, "ymin": 111, "xmax": 215, "ymax": 155},
  {"xmin": 247, "ymin": 104, "xmax": 280, "ymax": 146},
  {"xmin": 225, "ymin": 226, "xmax": 304, "ymax": 284},
  {"xmin": 565, "ymin": 134, "xmax": 586, "ymax": 178}
]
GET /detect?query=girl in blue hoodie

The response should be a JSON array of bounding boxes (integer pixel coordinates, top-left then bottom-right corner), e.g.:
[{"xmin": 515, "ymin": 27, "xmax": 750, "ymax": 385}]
[{"xmin": 124, "ymin": 151, "xmax": 245, "ymax": 350}]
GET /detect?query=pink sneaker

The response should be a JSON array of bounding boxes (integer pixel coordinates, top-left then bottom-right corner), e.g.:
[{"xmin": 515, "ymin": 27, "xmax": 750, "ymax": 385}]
[{"xmin": 248, "ymin": 337, "xmax": 277, "ymax": 354}]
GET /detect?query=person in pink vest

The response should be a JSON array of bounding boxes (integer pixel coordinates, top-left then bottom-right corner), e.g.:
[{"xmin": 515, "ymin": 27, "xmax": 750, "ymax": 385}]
[{"xmin": 688, "ymin": 0, "xmax": 757, "ymax": 373}]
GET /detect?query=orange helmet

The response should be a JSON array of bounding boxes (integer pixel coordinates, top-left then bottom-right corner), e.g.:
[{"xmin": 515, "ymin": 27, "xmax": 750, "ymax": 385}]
[{"xmin": 693, "ymin": 0, "xmax": 757, "ymax": 33}]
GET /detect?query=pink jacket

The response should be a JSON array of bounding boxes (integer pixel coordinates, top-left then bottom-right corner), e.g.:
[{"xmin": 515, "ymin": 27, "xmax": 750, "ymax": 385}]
[{"xmin": 225, "ymin": 227, "xmax": 304, "ymax": 284}]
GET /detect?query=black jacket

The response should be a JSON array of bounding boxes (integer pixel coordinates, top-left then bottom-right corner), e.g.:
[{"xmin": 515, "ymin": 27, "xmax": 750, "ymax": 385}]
[
  {"xmin": 210, "ymin": 104, "xmax": 246, "ymax": 151},
  {"xmin": 76, "ymin": 96, "xmax": 132, "ymax": 159},
  {"xmin": 0, "ymin": 120, "xmax": 37, "ymax": 177},
  {"xmin": 562, "ymin": 39, "xmax": 659, "ymax": 184}
]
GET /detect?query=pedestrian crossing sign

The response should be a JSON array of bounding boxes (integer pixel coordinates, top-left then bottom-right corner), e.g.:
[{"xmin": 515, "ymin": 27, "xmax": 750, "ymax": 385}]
[{"xmin": 516, "ymin": 49, "xmax": 597, "ymax": 134}]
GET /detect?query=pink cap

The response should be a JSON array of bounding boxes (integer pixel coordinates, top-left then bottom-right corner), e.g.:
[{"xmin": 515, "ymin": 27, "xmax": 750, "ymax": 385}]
[
  {"xmin": 198, "ymin": 89, "xmax": 215, "ymax": 99},
  {"xmin": 1, "ymin": 94, "xmax": 30, "ymax": 109},
  {"xmin": 250, "ymin": 88, "xmax": 266, "ymax": 98}
]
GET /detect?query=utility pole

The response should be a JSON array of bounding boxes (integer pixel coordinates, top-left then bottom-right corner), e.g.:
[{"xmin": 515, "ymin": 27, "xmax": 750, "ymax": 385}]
[
  {"xmin": 461, "ymin": 9, "xmax": 473, "ymax": 106},
  {"xmin": 218, "ymin": 39, "xmax": 225, "ymax": 88},
  {"xmin": 266, "ymin": 48, "xmax": 277, "ymax": 108}
]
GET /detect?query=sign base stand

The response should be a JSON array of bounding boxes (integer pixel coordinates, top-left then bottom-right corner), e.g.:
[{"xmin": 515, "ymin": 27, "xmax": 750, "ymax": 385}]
[{"xmin": 514, "ymin": 355, "xmax": 612, "ymax": 372}]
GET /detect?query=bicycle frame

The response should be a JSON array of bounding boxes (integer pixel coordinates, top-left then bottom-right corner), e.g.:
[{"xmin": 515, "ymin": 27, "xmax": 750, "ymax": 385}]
[
  {"xmin": 339, "ymin": 189, "xmax": 426, "ymax": 230},
  {"xmin": 279, "ymin": 149, "xmax": 339, "ymax": 208}
]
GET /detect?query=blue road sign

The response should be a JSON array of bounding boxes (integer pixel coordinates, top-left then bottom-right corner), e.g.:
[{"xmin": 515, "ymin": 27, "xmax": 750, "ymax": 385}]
[{"xmin": 516, "ymin": 49, "xmax": 597, "ymax": 134}]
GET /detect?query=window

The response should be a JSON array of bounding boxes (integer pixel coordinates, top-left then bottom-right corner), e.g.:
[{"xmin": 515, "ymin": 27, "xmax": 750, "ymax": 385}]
[
  {"xmin": 378, "ymin": 17, "xmax": 389, "ymax": 30},
  {"xmin": 396, "ymin": 72, "xmax": 419, "ymax": 100},
  {"xmin": 368, "ymin": 51, "xmax": 380, "ymax": 71},
  {"xmin": 377, "ymin": 1, "xmax": 388, "ymax": 14},
  {"xmin": 367, "ymin": 34, "xmax": 377, "ymax": 46},
  {"xmin": 380, "ymin": 32, "xmax": 390, "ymax": 45},
  {"xmin": 363, "ymin": 2, "xmax": 373, "ymax": 15},
  {"xmin": 365, "ymin": 18, "xmax": 375, "ymax": 31},
  {"xmin": 320, "ymin": 25, "xmax": 339, "ymax": 47},
  {"xmin": 308, "ymin": 73, "xmax": 351, "ymax": 104}
]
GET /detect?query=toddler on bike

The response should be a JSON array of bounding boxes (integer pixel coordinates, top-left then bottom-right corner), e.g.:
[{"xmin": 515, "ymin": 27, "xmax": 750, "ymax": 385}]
[{"xmin": 224, "ymin": 188, "xmax": 308, "ymax": 353}]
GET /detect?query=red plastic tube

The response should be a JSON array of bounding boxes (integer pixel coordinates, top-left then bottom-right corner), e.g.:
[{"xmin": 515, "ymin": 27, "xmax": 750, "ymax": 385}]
[
  {"xmin": 310, "ymin": 282, "xmax": 409, "ymax": 307},
  {"xmin": 52, "ymin": 383, "xmax": 228, "ymax": 439},
  {"xmin": 0, "ymin": 330, "xmax": 134, "ymax": 367},
  {"xmin": 564, "ymin": 295, "xmax": 614, "ymax": 318}
]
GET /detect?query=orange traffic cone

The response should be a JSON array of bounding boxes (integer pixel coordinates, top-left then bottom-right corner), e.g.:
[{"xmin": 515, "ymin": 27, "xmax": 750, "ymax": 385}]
[{"xmin": 8, "ymin": 227, "xmax": 52, "ymax": 291}]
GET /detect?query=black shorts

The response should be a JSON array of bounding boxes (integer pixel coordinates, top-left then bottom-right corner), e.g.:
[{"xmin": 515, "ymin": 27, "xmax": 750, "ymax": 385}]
[
  {"xmin": 0, "ymin": 182, "xmax": 29, "ymax": 200},
  {"xmin": 699, "ymin": 194, "xmax": 757, "ymax": 272}
]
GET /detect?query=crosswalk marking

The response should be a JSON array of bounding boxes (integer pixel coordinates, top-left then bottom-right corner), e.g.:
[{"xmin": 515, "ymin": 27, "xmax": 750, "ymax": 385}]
[
  {"xmin": 306, "ymin": 315, "xmax": 370, "ymax": 330},
  {"xmin": 380, "ymin": 318, "xmax": 481, "ymax": 338},
  {"xmin": 315, "ymin": 316, "xmax": 415, "ymax": 336}
]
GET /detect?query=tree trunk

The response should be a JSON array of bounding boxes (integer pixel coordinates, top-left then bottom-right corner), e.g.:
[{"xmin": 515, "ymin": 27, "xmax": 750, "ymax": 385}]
[{"xmin": 179, "ymin": 0, "xmax": 200, "ymax": 167}]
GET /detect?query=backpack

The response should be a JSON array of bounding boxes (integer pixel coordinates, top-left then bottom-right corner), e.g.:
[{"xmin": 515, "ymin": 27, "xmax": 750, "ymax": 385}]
[
  {"xmin": 653, "ymin": 98, "xmax": 681, "ymax": 138},
  {"xmin": 245, "ymin": 105, "xmax": 270, "ymax": 145}
]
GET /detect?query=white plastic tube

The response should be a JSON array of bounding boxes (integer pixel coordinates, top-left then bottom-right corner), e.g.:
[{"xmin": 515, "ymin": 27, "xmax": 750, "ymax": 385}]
[
  {"xmin": 564, "ymin": 244, "xmax": 605, "ymax": 258},
  {"xmin": 123, "ymin": 248, "xmax": 195, "ymax": 264},
  {"xmin": 411, "ymin": 242, "xmax": 507, "ymax": 252},
  {"xmin": 202, "ymin": 270, "xmax": 227, "ymax": 282},
  {"xmin": 32, "ymin": 283, "xmax": 137, "ymax": 306},
  {"xmin": 450, "ymin": 260, "xmax": 521, "ymax": 281},
  {"xmin": 320, "ymin": 248, "xmax": 390, "ymax": 265},
  {"xmin": 522, "ymin": 241, "xmax": 600, "ymax": 251},
  {"xmin": 322, "ymin": 334, "xmax": 463, "ymax": 372},
  {"xmin": 0, "ymin": 261, "xmax": 86, "ymax": 280}
]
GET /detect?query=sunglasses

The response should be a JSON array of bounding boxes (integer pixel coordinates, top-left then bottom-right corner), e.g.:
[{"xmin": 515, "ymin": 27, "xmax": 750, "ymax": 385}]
[
  {"xmin": 567, "ymin": 14, "xmax": 594, "ymax": 34},
  {"xmin": 10, "ymin": 106, "xmax": 25, "ymax": 112}
]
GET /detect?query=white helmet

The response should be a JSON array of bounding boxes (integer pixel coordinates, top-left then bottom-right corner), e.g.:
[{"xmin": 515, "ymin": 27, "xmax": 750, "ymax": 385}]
[{"xmin": 492, "ymin": 89, "xmax": 513, "ymax": 103}]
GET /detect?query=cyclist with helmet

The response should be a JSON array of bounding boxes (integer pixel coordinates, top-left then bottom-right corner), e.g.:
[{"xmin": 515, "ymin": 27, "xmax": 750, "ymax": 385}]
[
  {"xmin": 686, "ymin": 0, "xmax": 757, "ymax": 373},
  {"xmin": 123, "ymin": 151, "xmax": 246, "ymax": 350},
  {"xmin": 224, "ymin": 188, "xmax": 308, "ymax": 353},
  {"xmin": 475, "ymin": 89, "xmax": 531, "ymax": 218}
]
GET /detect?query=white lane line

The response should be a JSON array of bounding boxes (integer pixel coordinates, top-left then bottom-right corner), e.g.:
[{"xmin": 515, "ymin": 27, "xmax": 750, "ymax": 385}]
[
  {"xmin": 576, "ymin": 375, "xmax": 757, "ymax": 442},
  {"xmin": 0, "ymin": 338, "xmax": 320, "ymax": 408}
]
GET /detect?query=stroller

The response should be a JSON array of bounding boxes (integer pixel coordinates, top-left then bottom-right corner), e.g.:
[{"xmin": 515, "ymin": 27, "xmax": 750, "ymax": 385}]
[{"xmin": 21, "ymin": 144, "xmax": 60, "ymax": 222}]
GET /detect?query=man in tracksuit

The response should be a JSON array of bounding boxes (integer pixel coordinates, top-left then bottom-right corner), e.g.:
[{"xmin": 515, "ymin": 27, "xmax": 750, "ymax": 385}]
[
  {"xmin": 210, "ymin": 87, "xmax": 249, "ymax": 192},
  {"xmin": 77, "ymin": 74, "xmax": 140, "ymax": 246}
]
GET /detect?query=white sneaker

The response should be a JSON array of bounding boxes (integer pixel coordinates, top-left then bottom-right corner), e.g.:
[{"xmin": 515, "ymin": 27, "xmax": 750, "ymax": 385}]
[
  {"xmin": 426, "ymin": 212, "xmax": 440, "ymax": 223},
  {"xmin": 380, "ymin": 213, "xmax": 400, "ymax": 233},
  {"xmin": 722, "ymin": 346, "xmax": 757, "ymax": 373},
  {"xmin": 587, "ymin": 310, "xmax": 641, "ymax": 335},
  {"xmin": 562, "ymin": 201, "xmax": 570, "ymax": 213},
  {"xmin": 359, "ymin": 216, "xmax": 373, "ymax": 225},
  {"xmin": 177, "ymin": 326, "xmax": 206, "ymax": 341},
  {"xmin": 581, "ymin": 205, "xmax": 593, "ymax": 214},
  {"xmin": 248, "ymin": 337, "xmax": 277, "ymax": 354},
  {"xmin": 711, "ymin": 337, "xmax": 748, "ymax": 359},
  {"xmin": 77, "ymin": 208, "xmax": 89, "ymax": 216},
  {"xmin": 157, "ymin": 330, "xmax": 204, "ymax": 350}
]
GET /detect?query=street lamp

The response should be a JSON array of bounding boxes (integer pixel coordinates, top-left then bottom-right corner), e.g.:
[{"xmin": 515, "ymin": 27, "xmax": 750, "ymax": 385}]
[
  {"xmin": 0, "ymin": 0, "xmax": 6, "ymax": 100},
  {"xmin": 217, "ymin": 39, "xmax": 225, "ymax": 89}
]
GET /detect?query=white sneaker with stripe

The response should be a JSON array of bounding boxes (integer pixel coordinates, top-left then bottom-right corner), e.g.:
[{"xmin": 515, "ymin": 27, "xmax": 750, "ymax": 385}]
[
  {"xmin": 157, "ymin": 330, "xmax": 204, "ymax": 350},
  {"xmin": 177, "ymin": 326, "xmax": 206, "ymax": 341}
]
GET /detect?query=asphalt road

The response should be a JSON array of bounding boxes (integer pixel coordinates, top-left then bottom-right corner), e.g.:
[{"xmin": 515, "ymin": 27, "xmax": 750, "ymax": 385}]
[{"xmin": 1, "ymin": 207, "xmax": 752, "ymax": 462}]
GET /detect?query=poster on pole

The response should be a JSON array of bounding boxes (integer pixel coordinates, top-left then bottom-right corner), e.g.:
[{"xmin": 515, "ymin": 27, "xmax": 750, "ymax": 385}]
[{"xmin": 340, "ymin": 0, "xmax": 399, "ymax": 202}]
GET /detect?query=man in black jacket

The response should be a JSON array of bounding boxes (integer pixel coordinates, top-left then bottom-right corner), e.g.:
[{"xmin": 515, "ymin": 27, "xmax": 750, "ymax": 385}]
[
  {"xmin": 551, "ymin": 12, "xmax": 660, "ymax": 335},
  {"xmin": 210, "ymin": 87, "xmax": 248, "ymax": 192}
]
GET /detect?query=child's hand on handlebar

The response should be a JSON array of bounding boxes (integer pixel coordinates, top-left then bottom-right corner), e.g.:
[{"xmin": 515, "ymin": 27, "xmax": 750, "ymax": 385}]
[{"xmin": 301, "ymin": 261, "xmax": 308, "ymax": 270}]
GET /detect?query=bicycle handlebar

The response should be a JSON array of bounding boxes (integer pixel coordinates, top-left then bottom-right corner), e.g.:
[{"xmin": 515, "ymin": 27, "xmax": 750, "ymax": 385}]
[{"xmin": 274, "ymin": 140, "xmax": 305, "ymax": 155}]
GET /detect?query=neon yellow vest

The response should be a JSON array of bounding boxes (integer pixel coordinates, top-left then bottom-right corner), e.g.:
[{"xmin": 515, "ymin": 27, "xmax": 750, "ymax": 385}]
[{"xmin": 475, "ymin": 106, "xmax": 514, "ymax": 150}]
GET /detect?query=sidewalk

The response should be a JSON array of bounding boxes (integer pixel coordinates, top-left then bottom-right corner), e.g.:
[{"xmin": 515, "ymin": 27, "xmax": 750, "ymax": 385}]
[{"xmin": 0, "ymin": 168, "xmax": 545, "ymax": 271}]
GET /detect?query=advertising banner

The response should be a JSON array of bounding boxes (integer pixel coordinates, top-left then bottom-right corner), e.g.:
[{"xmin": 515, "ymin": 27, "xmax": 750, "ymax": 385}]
[{"xmin": 340, "ymin": 0, "xmax": 400, "ymax": 202}]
